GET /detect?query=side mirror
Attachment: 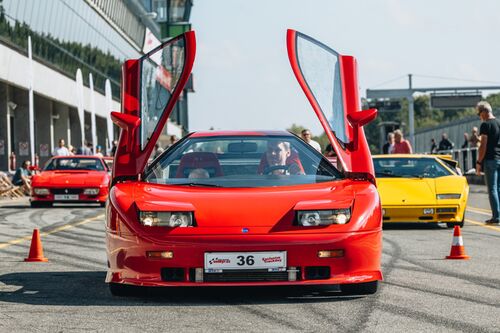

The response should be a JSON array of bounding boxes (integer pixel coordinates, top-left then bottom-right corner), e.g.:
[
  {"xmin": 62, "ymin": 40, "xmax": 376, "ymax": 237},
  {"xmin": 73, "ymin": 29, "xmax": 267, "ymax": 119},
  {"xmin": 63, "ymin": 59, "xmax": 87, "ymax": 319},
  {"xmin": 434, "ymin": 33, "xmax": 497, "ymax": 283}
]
[
  {"xmin": 347, "ymin": 108, "xmax": 377, "ymax": 151},
  {"xmin": 111, "ymin": 112, "xmax": 141, "ymax": 153},
  {"xmin": 347, "ymin": 108, "xmax": 377, "ymax": 127}
]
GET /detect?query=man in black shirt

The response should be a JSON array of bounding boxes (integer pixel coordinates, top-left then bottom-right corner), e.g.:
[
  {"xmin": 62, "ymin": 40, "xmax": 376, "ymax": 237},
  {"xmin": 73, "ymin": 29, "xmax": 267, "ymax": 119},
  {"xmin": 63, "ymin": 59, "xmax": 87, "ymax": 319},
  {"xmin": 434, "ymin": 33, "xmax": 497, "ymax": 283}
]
[
  {"xmin": 438, "ymin": 133, "xmax": 454, "ymax": 153},
  {"xmin": 476, "ymin": 101, "xmax": 500, "ymax": 225}
]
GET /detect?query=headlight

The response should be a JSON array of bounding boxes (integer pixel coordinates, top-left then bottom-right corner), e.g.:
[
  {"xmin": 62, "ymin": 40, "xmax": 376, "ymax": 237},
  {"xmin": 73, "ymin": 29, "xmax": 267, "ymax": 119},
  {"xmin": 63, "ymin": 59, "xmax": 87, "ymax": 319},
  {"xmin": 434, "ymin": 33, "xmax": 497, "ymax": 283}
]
[
  {"xmin": 297, "ymin": 209, "xmax": 351, "ymax": 226},
  {"xmin": 437, "ymin": 194, "xmax": 461, "ymax": 200},
  {"xmin": 83, "ymin": 188, "xmax": 100, "ymax": 195},
  {"xmin": 34, "ymin": 188, "xmax": 50, "ymax": 195},
  {"xmin": 139, "ymin": 211, "xmax": 193, "ymax": 227}
]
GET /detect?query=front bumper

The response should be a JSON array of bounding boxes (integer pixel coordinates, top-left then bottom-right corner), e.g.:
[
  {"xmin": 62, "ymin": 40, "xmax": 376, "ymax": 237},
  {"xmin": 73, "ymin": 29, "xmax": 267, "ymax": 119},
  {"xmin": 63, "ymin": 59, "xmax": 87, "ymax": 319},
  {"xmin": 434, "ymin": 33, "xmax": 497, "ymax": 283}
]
[
  {"xmin": 31, "ymin": 188, "xmax": 108, "ymax": 204},
  {"xmin": 382, "ymin": 205, "xmax": 463, "ymax": 223},
  {"xmin": 106, "ymin": 230, "xmax": 382, "ymax": 287}
]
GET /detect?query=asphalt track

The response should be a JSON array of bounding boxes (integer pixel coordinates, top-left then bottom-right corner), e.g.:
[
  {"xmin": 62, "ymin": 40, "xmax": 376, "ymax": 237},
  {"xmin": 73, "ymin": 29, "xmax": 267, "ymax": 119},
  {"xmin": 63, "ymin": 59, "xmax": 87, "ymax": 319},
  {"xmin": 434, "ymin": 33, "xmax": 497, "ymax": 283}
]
[{"xmin": 0, "ymin": 184, "xmax": 498, "ymax": 332}]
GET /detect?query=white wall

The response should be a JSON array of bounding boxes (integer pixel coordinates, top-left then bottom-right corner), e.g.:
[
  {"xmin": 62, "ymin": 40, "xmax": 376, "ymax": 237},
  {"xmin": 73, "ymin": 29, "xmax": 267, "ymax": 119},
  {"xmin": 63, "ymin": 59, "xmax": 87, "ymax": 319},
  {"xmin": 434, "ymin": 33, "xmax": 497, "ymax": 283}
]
[{"xmin": 0, "ymin": 42, "xmax": 120, "ymax": 117}]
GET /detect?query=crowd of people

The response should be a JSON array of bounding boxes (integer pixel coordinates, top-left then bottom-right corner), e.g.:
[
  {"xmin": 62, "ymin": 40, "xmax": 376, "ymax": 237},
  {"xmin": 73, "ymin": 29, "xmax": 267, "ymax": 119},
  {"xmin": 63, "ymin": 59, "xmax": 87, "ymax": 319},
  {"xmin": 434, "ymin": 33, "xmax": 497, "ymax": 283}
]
[
  {"xmin": 51, "ymin": 139, "xmax": 116, "ymax": 158},
  {"xmin": 380, "ymin": 126, "xmax": 481, "ymax": 172},
  {"xmin": 49, "ymin": 134, "xmax": 180, "ymax": 159}
]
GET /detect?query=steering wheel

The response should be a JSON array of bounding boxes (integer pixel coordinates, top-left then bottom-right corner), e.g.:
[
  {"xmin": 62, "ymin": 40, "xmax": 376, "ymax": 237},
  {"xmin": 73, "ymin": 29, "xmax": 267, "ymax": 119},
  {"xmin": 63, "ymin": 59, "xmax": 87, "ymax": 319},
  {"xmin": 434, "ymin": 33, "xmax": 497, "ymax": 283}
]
[{"xmin": 263, "ymin": 165, "xmax": 289, "ymax": 175}]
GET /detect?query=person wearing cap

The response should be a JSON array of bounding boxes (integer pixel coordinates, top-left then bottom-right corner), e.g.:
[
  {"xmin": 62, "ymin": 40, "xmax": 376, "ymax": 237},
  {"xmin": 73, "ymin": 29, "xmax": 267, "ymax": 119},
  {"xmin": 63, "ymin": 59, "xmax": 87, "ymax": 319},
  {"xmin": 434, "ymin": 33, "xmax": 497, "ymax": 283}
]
[{"xmin": 95, "ymin": 145, "xmax": 104, "ymax": 157}]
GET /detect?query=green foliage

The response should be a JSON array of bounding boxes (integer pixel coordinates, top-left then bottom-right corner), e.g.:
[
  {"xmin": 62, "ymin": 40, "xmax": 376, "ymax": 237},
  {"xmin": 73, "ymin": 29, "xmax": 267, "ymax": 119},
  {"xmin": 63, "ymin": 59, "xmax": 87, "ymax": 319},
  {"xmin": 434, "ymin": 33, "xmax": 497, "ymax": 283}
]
[
  {"xmin": 486, "ymin": 92, "xmax": 500, "ymax": 108},
  {"xmin": 0, "ymin": 6, "xmax": 121, "ymax": 96}
]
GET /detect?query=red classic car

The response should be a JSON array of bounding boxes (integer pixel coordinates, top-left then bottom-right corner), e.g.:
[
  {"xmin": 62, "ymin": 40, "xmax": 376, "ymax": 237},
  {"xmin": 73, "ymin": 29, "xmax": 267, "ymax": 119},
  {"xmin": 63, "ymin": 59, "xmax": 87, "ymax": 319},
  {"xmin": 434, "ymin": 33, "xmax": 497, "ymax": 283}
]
[
  {"xmin": 31, "ymin": 156, "xmax": 110, "ymax": 207},
  {"xmin": 106, "ymin": 30, "xmax": 381, "ymax": 296}
]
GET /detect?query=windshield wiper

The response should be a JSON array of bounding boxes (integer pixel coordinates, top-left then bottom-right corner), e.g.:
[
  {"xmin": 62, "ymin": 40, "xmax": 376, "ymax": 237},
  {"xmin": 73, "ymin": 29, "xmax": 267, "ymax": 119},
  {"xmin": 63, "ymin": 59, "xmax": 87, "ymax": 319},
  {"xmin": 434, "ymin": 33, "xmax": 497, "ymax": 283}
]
[{"xmin": 173, "ymin": 182, "xmax": 222, "ymax": 187}]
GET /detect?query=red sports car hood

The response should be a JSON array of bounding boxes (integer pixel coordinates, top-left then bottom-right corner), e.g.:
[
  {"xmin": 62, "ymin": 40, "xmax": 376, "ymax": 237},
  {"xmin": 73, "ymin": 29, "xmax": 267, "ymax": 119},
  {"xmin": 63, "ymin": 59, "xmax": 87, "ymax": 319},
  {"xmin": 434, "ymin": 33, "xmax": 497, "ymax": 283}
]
[
  {"xmin": 33, "ymin": 170, "xmax": 109, "ymax": 187},
  {"xmin": 121, "ymin": 181, "xmax": 357, "ymax": 228}
]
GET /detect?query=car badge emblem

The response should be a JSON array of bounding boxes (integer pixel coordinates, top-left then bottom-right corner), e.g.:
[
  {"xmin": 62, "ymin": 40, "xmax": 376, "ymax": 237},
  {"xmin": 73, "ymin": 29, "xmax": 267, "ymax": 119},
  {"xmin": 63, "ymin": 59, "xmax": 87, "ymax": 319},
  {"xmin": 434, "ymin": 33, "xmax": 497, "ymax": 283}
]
[
  {"xmin": 242, "ymin": 228, "xmax": 249, "ymax": 233},
  {"xmin": 65, "ymin": 180, "xmax": 69, "ymax": 184},
  {"xmin": 65, "ymin": 189, "xmax": 68, "ymax": 194}
]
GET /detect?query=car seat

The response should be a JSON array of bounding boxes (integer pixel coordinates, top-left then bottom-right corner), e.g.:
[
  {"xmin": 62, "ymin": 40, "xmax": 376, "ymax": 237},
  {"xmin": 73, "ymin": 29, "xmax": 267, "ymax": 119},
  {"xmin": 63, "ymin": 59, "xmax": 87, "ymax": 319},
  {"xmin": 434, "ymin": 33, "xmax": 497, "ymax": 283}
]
[{"xmin": 175, "ymin": 152, "xmax": 224, "ymax": 178}]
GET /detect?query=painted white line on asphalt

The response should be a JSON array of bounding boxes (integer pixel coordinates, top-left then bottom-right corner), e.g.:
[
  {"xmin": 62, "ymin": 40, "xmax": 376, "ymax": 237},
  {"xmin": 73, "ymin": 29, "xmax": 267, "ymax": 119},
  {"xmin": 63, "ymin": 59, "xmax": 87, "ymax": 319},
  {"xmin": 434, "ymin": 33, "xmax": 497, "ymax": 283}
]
[{"xmin": 0, "ymin": 214, "xmax": 105, "ymax": 250}]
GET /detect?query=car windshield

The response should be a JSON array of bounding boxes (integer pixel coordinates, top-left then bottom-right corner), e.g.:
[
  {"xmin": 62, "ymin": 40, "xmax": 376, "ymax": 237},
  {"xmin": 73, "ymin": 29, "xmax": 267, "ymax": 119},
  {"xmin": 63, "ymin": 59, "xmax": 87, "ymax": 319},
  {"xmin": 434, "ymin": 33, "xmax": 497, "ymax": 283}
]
[
  {"xmin": 45, "ymin": 158, "xmax": 105, "ymax": 171},
  {"xmin": 373, "ymin": 157, "xmax": 452, "ymax": 178},
  {"xmin": 145, "ymin": 135, "xmax": 342, "ymax": 188}
]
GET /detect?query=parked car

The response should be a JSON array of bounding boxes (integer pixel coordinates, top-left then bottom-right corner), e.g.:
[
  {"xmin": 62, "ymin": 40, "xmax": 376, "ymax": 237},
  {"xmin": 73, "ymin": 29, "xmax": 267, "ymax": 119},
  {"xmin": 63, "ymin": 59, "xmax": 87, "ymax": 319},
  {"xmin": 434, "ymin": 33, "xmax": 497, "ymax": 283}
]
[
  {"xmin": 31, "ymin": 156, "xmax": 110, "ymax": 207},
  {"xmin": 374, "ymin": 154, "xmax": 469, "ymax": 228},
  {"xmin": 106, "ymin": 30, "xmax": 381, "ymax": 296}
]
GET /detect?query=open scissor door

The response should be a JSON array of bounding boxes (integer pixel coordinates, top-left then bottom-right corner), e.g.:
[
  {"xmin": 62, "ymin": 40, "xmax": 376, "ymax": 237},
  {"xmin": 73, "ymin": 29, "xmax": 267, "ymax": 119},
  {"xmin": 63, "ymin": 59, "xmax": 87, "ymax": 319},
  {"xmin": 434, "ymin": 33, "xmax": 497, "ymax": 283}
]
[
  {"xmin": 287, "ymin": 29, "xmax": 376, "ymax": 178},
  {"xmin": 112, "ymin": 31, "xmax": 196, "ymax": 180}
]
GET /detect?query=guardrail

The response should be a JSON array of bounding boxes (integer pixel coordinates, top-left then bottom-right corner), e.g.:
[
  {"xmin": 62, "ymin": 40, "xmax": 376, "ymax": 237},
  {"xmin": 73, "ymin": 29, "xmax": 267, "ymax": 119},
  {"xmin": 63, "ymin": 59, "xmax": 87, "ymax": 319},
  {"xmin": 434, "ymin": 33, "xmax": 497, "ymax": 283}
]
[{"xmin": 432, "ymin": 147, "xmax": 478, "ymax": 174}]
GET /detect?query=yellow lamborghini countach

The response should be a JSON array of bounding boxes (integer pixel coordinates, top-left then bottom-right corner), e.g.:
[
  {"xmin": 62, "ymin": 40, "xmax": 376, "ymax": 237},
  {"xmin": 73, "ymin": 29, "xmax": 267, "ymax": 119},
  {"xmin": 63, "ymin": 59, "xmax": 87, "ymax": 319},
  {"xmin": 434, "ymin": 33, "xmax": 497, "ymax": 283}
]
[{"xmin": 373, "ymin": 154, "xmax": 469, "ymax": 228}]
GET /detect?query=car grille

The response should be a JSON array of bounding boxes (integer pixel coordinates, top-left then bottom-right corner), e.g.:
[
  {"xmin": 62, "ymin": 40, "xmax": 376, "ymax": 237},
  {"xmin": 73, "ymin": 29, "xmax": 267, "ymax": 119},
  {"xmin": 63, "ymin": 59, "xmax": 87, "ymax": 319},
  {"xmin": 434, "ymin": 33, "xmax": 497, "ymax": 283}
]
[
  {"xmin": 203, "ymin": 269, "xmax": 289, "ymax": 282},
  {"xmin": 51, "ymin": 188, "xmax": 82, "ymax": 194},
  {"xmin": 437, "ymin": 208, "xmax": 457, "ymax": 213}
]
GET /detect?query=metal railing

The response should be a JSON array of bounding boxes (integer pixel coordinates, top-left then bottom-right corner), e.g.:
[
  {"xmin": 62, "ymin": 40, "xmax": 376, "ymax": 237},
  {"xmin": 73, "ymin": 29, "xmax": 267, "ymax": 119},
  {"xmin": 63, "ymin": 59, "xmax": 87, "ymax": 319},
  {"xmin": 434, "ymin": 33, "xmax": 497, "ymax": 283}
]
[{"xmin": 432, "ymin": 147, "xmax": 479, "ymax": 174}]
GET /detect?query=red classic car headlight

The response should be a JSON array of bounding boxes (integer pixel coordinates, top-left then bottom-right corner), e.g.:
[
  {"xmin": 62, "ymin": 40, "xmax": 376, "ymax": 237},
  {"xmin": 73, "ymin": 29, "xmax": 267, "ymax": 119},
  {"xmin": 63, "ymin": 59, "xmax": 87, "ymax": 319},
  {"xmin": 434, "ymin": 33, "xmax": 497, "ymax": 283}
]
[
  {"xmin": 139, "ymin": 211, "xmax": 193, "ymax": 227},
  {"xmin": 297, "ymin": 209, "xmax": 351, "ymax": 226},
  {"xmin": 33, "ymin": 188, "xmax": 50, "ymax": 195},
  {"xmin": 83, "ymin": 188, "xmax": 100, "ymax": 195}
]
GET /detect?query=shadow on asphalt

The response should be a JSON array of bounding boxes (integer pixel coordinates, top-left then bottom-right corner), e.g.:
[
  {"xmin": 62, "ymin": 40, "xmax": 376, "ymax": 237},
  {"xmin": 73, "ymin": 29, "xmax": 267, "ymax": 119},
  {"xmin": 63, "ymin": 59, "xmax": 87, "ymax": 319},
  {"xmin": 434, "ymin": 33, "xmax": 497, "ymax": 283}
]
[
  {"xmin": 0, "ymin": 271, "xmax": 366, "ymax": 305},
  {"xmin": 383, "ymin": 223, "xmax": 448, "ymax": 230},
  {"xmin": 0, "ymin": 205, "xmax": 103, "ymax": 209}
]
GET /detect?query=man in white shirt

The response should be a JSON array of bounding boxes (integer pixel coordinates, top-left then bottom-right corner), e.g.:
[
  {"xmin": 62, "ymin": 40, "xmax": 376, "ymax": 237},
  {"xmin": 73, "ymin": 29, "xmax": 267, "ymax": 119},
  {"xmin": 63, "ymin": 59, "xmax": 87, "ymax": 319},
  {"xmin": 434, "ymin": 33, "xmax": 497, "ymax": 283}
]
[
  {"xmin": 52, "ymin": 139, "xmax": 71, "ymax": 156},
  {"xmin": 301, "ymin": 129, "xmax": 322, "ymax": 153}
]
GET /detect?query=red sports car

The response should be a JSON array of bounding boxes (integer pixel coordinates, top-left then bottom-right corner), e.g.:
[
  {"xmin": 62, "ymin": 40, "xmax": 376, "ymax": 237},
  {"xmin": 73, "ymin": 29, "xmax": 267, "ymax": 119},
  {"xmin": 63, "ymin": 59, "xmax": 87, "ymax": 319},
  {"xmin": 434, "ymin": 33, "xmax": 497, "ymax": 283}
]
[
  {"xmin": 106, "ymin": 30, "xmax": 382, "ymax": 296},
  {"xmin": 31, "ymin": 156, "xmax": 110, "ymax": 207}
]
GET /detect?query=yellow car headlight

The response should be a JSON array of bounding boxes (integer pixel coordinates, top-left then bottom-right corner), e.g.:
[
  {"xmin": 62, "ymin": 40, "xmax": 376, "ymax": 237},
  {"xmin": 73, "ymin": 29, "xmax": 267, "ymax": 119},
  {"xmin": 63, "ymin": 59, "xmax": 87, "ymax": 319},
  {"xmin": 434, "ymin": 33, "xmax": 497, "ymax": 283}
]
[{"xmin": 437, "ymin": 194, "xmax": 461, "ymax": 200}]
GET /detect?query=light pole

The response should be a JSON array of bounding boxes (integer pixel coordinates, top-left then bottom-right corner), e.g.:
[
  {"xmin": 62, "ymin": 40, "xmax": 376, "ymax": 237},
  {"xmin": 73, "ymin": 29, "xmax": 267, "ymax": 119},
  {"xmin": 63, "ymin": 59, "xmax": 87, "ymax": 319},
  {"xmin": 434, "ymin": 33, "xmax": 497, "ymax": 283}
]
[{"xmin": 407, "ymin": 74, "xmax": 415, "ymax": 149}]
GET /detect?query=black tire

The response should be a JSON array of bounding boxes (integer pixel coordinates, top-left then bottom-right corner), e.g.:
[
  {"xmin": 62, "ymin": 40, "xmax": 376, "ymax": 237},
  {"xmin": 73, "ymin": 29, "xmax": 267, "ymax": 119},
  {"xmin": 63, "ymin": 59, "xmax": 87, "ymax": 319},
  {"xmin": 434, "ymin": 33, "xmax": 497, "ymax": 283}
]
[
  {"xmin": 30, "ymin": 201, "xmax": 52, "ymax": 208},
  {"xmin": 447, "ymin": 217, "xmax": 464, "ymax": 229},
  {"xmin": 108, "ymin": 283, "xmax": 139, "ymax": 297},
  {"xmin": 340, "ymin": 280, "xmax": 378, "ymax": 295}
]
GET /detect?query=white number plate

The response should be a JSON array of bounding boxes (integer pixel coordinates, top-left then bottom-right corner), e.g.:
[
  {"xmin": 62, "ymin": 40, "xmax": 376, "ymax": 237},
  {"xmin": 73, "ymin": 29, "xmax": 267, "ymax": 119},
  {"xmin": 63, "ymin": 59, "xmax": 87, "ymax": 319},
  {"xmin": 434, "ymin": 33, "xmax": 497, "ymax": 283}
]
[
  {"xmin": 204, "ymin": 251, "xmax": 286, "ymax": 272},
  {"xmin": 54, "ymin": 194, "xmax": 79, "ymax": 200}
]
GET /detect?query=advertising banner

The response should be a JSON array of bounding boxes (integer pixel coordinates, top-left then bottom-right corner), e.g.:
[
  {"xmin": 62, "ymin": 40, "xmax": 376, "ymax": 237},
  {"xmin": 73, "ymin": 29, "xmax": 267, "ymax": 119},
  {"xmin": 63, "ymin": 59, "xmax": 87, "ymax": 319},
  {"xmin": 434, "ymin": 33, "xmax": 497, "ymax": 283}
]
[{"xmin": 19, "ymin": 142, "xmax": 29, "ymax": 156}]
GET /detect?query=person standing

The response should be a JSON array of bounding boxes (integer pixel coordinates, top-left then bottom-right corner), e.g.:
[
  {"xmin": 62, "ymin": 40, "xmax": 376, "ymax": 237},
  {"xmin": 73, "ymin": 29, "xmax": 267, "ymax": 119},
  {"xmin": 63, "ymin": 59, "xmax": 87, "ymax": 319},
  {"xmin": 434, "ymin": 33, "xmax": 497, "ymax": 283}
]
[
  {"xmin": 95, "ymin": 145, "xmax": 104, "ymax": 157},
  {"xmin": 469, "ymin": 126, "xmax": 481, "ymax": 167},
  {"xmin": 430, "ymin": 138, "xmax": 438, "ymax": 154},
  {"xmin": 110, "ymin": 140, "xmax": 119, "ymax": 156},
  {"xmin": 153, "ymin": 143, "xmax": 164, "ymax": 159},
  {"xmin": 438, "ymin": 133, "xmax": 454, "ymax": 153},
  {"xmin": 383, "ymin": 133, "xmax": 395, "ymax": 154},
  {"xmin": 391, "ymin": 129, "xmax": 412, "ymax": 154},
  {"xmin": 475, "ymin": 101, "xmax": 500, "ymax": 225},
  {"xmin": 461, "ymin": 132, "xmax": 469, "ymax": 171},
  {"xmin": 52, "ymin": 139, "xmax": 71, "ymax": 156},
  {"xmin": 300, "ymin": 129, "xmax": 322, "ymax": 153},
  {"xmin": 77, "ymin": 141, "xmax": 93, "ymax": 155},
  {"xmin": 167, "ymin": 135, "xmax": 179, "ymax": 148}
]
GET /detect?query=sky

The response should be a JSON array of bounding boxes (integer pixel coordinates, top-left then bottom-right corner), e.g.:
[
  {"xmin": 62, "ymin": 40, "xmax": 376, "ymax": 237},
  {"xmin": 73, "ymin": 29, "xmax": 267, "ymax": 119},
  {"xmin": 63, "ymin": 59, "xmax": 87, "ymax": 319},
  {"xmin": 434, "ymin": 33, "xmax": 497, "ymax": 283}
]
[{"xmin": 188, "ymin": 0, "xmax": 500, "ymax": 135}]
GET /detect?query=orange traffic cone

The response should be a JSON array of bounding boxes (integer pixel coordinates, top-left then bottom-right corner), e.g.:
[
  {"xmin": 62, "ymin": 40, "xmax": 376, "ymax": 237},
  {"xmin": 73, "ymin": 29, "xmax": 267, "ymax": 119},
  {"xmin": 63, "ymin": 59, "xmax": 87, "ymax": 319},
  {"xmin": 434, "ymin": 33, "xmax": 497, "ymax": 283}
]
[
  {"xmin": 445, "ymin": 225, "xmax": 470, "ymax": 260},
  {"xmin": 24, "ymin": 229, "xmax": 48, "ymax": 262}
]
